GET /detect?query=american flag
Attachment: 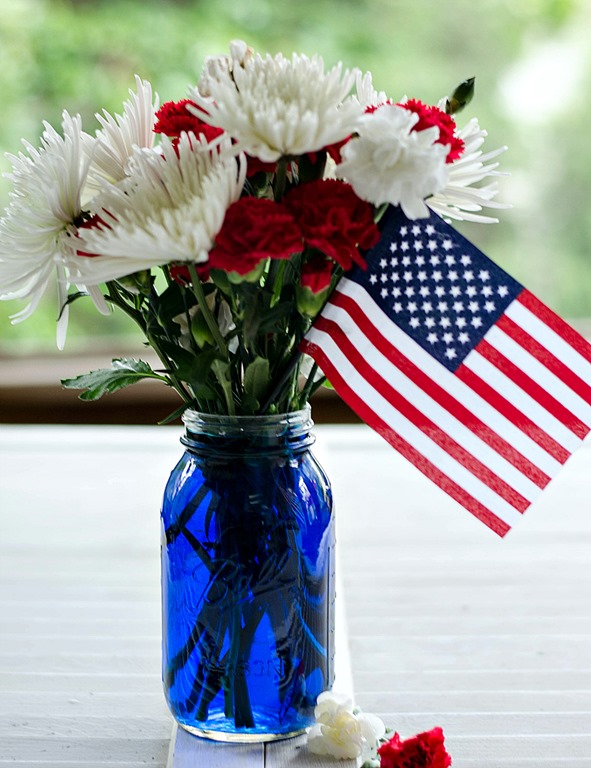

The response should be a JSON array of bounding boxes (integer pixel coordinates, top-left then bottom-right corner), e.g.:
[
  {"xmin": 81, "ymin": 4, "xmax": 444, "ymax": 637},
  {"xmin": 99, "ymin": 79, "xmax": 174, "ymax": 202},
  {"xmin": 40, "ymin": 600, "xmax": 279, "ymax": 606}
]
[{"xmin": 300, "ymin": 205, "xmax": 591, "ymax": 536}]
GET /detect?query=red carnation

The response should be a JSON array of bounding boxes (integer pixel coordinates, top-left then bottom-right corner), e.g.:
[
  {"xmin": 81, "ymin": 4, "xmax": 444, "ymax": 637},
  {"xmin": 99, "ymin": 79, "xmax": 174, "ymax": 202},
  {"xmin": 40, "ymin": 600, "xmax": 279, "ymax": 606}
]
[
  {"xmin": 399, "ymin": 99, "xmax": 464, "ymax": 163},
  {"xmin": 365, "ymin": 100, "xmax": 392, "ymax": 114},
  {"xmin": 209, "ymin": 197, "xmax": 303, "ymax": 277},
  {"xmin": 378, "ymin": 727, "xmax": 452, "ymax": 768},
  {"xmin": 301, "ymin": 253, "xmax": 334, "ymax": 295},
  {"xmin": 296, "ymin": 254, "xmax": 334, "ymax": 317},
  {"xmin": 284, "ymin": 179, "xmax": 380, "ymax": 272},
  {"xmin": 154, "ymin": 100, "xmax": 224, "ymax": 144}
]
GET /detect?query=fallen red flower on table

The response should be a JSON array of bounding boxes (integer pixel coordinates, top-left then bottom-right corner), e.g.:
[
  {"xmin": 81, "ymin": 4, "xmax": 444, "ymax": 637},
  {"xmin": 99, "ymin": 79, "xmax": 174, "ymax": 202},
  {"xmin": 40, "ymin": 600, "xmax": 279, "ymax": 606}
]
[{"xmin": 378, "ymin": 726, "xmax": 452, "ymax": 768}]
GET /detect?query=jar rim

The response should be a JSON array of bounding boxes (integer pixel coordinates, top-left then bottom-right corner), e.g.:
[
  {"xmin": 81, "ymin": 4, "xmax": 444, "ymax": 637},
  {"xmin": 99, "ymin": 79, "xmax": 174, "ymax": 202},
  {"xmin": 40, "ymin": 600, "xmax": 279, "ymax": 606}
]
[
  {"xmin": 181, "ymin": 403, "xmax": 314, "ymax": 451},
  {"xmin": 182, "ymin": 403, "xmax": 312, "ymax": 430}
]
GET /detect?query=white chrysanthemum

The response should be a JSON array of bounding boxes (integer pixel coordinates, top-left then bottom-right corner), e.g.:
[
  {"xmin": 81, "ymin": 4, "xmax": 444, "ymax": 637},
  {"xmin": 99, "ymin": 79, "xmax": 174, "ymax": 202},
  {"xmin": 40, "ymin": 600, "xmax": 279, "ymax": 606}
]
[
  {"xmin": 189, "ymin": 48, "xmax": 362, "ymax": 162},
  {"xmin": 83, "ymin": 75, "xmax": 159, "ymax": 195},
  {"xmin": 307, "ymin": 691, "xmax": 385, "ymax": 761},
  {"xmin": 0, "ymin": 112, "xmax": 106, "ymax": 347},
  {"xmin": 337, "ymin": 103, "xmax": 449, "ymax": 219},
  {"xmin": 427, "ymin": 116, "xmax": 508, "ymax": 223},
  {"xmin": 355, "ymin": 70, "xmax": 389, "ymax": 110},
  {"xmin": 74, "ymin": 135, "xmax": 246, "ymax": 286},
  {"xmin": 197, "ymin": 39, "xmax": 255, "ymax": 98}
]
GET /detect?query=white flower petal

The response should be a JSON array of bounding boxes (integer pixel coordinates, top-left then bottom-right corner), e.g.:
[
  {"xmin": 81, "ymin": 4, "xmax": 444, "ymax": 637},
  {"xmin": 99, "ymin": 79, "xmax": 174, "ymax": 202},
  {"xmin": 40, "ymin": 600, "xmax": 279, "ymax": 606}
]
[
  {"xmin": 74, "ymin": 135, "xmax": 245, "ymax": 285},
  {"xmin": 427, "ymin": 116, "xmax": 509, "ymax": 222},
  {"xmin": 0, "ymin": 112, "xmax": 92, "ymax": 329},
  {"xmin": 337, "ymin": 104, "xmax": 449, "ymax": 219},
  {"xmin": 307, "ymin": 691, "xmax": 384, "ymax": 761},
  {"xmin": 190, "ymin": 46, "xmax": 362, "ymax": 161},
  {"xmin": 355, "ymin": 70, "xmax": 389, "ymax": 109},
  {"xmin": 85, "ymin": 76, "xmax": 159, "ymax": 192}
]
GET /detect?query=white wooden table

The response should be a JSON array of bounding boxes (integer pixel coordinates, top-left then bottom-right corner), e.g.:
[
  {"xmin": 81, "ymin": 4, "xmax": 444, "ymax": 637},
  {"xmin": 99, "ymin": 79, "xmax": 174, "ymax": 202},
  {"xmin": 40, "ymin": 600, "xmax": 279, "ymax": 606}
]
[{"xmin": 0, "ymin": 423, "xmax": 590, "ymax": 767}]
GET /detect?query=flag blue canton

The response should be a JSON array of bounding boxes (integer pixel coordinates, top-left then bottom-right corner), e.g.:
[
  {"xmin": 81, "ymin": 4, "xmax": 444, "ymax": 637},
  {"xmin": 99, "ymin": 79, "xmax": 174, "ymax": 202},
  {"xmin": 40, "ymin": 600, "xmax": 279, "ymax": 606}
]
[{"xmin": 349, "ymin": 206, "xmax": 523, "ymax": 372}]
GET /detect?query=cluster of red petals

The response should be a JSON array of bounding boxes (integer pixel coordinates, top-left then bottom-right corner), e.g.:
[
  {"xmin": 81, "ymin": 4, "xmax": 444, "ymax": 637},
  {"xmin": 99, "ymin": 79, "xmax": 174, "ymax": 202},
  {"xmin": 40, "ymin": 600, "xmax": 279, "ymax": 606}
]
[
  {"xmin": 398, "ymin": 99, "xmax": 464, "ymax": 163},
  {"xmin": 75, "ymin": 213, "xmax": 110, "ymax": 258},
  {"xmin": 284, "ymin": 179, "xmax": 379, "ymax": 272},
  {"xmin": 378, "ymin": 727, "xmax": 452, "ymax": 768},
  {"xmin": 300, "ymin": 253, "xmax": 334, "ymax": 295},
  {"xmin": 209, "ymin": 197, "xmax": 303, "ymax": 276},
  {"xmin": 365, "ymin": 100, "xmax": 393, "ymax": 114},
  {"xmin": 246, "ymin": 156, "xmax": 278, "ymax": 177},
  {"xmin": 153, "ymin": 99, "xmax": 224, "ymax": 144}
]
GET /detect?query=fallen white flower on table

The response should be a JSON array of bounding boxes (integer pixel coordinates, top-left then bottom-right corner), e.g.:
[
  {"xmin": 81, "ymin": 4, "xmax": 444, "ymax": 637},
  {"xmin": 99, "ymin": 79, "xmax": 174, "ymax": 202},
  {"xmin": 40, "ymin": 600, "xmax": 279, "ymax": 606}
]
[{"xmin": 307, "ymin": 691, "xmax": 385, "ymax": 761}]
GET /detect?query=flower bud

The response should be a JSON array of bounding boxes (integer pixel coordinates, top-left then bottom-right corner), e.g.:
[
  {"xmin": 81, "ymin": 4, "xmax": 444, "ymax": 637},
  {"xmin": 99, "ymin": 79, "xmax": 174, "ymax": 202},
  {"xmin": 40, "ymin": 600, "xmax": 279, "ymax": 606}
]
[
  {"xmin": 445, "ymin": 77, "xmax": 475, "ymax": 115},
  {"xmin": 226, "ymin": 259, "xmax": 266, "ymax": 285},
  {"xmin": 296, "ymin": 283, "xmax": 329, "ymax": 318}
]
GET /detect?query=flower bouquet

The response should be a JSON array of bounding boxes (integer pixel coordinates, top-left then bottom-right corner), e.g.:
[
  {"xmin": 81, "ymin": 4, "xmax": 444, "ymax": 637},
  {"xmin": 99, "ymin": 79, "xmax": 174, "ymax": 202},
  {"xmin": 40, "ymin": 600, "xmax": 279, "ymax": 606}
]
[
  {"xmin": 0, "ymin": 41, "xmax": 504, "ymax": 418},
  {"xmin": 0, "ymin": 41, "xmax": 505, "ymax": 740}
]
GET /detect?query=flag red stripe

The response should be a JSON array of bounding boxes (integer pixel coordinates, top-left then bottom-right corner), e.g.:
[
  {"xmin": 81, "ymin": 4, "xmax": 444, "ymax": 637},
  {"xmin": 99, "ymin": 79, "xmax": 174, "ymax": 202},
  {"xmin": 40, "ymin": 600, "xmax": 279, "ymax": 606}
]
[
  {"xmin": 455, "ymin": 365, "xmax": 570, "ymax": 465},
  {"xmin": 314, "ymin": 315, "xmax": 530, "ymax": 513},
  {"xmin": 330, "ymin": 290, "xmax": 550, "ymax": 490},
  {"xmin": 497, "ymin": 314, "xmax": 591, "ymax": 407},
  {"xmin": 300, "ymin": 337, "xmax": 511, "ymax": 537},
  {"xmin": 518, "ymin": 289, "xmax": 591, "ymax": 365},
  {"xmin": 476, "ymin": 339, "xmax": 589, "ymax": 439}
]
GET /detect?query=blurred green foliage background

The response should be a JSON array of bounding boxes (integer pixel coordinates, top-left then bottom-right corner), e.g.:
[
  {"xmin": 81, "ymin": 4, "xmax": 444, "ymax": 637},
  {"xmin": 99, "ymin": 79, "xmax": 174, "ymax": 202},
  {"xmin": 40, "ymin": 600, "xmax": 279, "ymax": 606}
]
[{"xmin": 1, "ymin": 0, "xmax": 591, "ymax": 354}]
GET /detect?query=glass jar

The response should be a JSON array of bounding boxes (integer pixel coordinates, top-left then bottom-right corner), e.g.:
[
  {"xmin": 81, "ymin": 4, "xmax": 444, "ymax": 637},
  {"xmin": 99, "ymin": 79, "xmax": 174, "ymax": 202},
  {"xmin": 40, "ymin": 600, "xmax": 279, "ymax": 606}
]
[{"xmin": 161, "ymin": 405, "xmax": 335, "ymax": 742}]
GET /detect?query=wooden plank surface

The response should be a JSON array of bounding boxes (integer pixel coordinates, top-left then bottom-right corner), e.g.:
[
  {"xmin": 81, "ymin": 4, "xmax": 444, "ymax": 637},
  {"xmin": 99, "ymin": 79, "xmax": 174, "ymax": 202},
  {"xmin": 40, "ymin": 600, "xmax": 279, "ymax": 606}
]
[{"xmin": 1, "ymin": 423, "xmax": 590, "ymax": 766}]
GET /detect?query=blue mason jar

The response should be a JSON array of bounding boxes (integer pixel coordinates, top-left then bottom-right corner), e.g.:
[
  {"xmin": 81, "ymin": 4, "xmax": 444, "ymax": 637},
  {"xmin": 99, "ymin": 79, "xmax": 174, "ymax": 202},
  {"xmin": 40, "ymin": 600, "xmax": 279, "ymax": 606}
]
[{"xmin": 161, "ymin": 405, "xmax": 335, "ymax": 741}]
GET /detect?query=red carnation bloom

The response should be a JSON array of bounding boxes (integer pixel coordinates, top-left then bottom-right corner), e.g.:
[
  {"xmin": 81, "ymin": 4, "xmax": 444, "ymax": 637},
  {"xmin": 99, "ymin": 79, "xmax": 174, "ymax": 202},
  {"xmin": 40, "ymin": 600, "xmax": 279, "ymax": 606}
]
[
  {"xmin": 284, "ymin": 179, "xmax": 380, "ymax": 272},
  {"xmin": 365, "ymin": 100, "xmax": 393, "ymax": 114},
  {"xmin": 301, "ymin": 253, "xmax": 334, "ymax": 295},
  {"xmin": 209, "ymin": 198, "xmax": 303, "ymax": 276},
  {"xmin": 154, "ymin": 100, "xmax": 224, "ymax": 144},
  {"xmin": 378, "ymin": 727, "xmax": 452, "ymax": 768},
  {"xmin": 399, "ymin": 99, "xmax": 464, "ymax": 163}
]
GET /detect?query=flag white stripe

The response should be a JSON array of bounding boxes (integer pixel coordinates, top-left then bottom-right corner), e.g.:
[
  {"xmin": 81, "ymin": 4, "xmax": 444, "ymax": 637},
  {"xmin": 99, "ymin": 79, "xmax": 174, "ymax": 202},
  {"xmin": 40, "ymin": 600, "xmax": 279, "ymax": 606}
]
[
  {"xmin": 337, "ymin": 279, "xmax": 562, "ymax": 477},
  {"xmin": 486, "ymin": 325, "xmax": 591, "ymax": 427},
  {"xmin": 321, "ymin": 301, "xmax": 542, "ymax": 502},
  {"xmin": 507, "ymin": 300, "xmax": 591, "ymax": 386},
  {"xmin": 464, "ymin": 349, "xmax": 582, "ymax": 454},
  {"xmin": 306, "ymin": 326, "xmax": 525, "ymax": 529}
]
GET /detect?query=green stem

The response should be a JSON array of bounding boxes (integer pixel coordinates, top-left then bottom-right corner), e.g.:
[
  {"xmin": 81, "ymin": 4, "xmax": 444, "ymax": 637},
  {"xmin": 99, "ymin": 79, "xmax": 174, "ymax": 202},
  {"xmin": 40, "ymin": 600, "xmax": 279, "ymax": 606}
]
[
  {"xmin": 187, "ymin": 264, "xmax": 229, "ymax": 361},
  {"xmin": 212, "ymin": 359, "xmax": 235, "ymax": 416},
  {"xmin": 106, "ymin": 282, "xmax": 192, "ymax": 404},
  {"xmin": 298, "ymin": 362, "xmax": 319, "ymax": 408},
  {"xmin": 273, "ymin": 158, "xmax": 288, "ymax": 202}
]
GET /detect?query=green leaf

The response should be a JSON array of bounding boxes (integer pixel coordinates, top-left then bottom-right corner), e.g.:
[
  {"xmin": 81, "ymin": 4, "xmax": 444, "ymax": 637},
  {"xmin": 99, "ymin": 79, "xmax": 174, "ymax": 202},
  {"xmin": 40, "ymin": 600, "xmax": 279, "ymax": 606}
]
[
  {"xmin": 175, "ymin": 348, "xmax": 225, "ymax": 400},
  {"xmin": 256, "ymin": 301, "xmax": 293, "ymax": 335},
  {"xmin": 243, "ymin": 356, "xmax": 270, "ymax": 404},
  {"xmin": 61, "ymin": 358, "xmax": 168, "ymax": 401},
  {"xmin": 154, "ymin": 282, "xmax": 196, "ymax": 328},
  {"xmin": 158, "ymin": 403, "xmax": 190, "ymax": 425}
]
